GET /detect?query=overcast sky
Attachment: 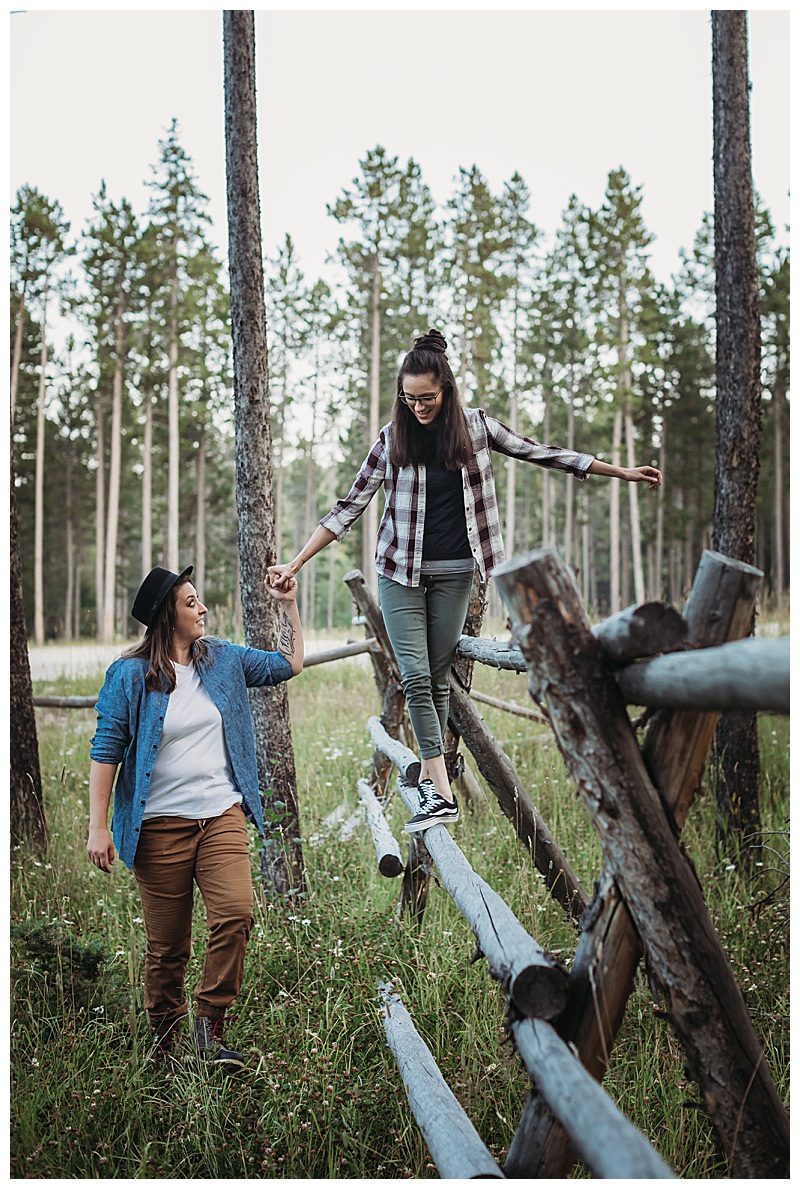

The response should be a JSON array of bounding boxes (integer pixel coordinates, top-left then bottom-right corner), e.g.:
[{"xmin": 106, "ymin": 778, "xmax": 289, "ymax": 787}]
[{"xmin": 9, "ymin": 5, "xmax": 791, "ymax": 295}]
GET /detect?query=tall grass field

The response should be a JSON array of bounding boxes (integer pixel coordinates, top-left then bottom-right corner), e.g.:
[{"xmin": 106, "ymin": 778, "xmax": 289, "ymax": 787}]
[{"xmin": 12, "ymin": 643, "xmax": 789, "ymax": 1178}]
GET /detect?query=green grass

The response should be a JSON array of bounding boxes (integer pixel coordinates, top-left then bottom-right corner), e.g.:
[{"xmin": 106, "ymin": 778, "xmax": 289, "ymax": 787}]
[{"xmin": 11, "ymin": 656, "xmax": 789, "ymax": 1178}]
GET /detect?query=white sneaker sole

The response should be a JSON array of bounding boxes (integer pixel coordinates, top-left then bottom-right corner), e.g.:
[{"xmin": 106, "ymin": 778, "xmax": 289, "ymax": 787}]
[{"xmin": 404, "ymin": 812, "xmax": 459, "ymax": 834}]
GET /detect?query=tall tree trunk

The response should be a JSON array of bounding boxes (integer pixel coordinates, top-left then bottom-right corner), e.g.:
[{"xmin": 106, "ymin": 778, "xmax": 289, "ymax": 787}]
[
  {"xmin": 505, "ymin": 304, "xmax": 519, "ymax": 557},
  {"xmin": 11, "ymin": 452, "xmax": 47, "ymax": 853},
  {"xmin": 541, "ymin": 370, "xmax": 552, "ymax": 547},
  {"xmin": 563, "ymin": 371, "xmax": 576, "ymax": 565},
  {"xmin": 223, "ymin": 7, "xmax": 305, "ymax": 897},
  {"xmin": 196, "ymin": 427, "xmax": 207, "ymax": 597},
  {"xmin": 654, "ymin": 419, "xmax": 666, "ymax": 599},
  {"xmin": 10, "ymin": 286, "xmax": 26, "ymax": 427},
  {"xmin": 609, "ymin": 405, "xmax": 623, "ymax": 612},
  {"xmin": 141, "ymin": 386, "xmax": 153, "ymax": 578},
  {"xmin": 580, "ymin": 484, "xmax": 590, "ymax": 608},
  {"xmin": 95, "ymin": 395, "xmax": 105, "ymax": 638},
  {"xmin": 64, "ymin": 436, "xmax": 74, "ymax": 641},
  {"xmin": 711, "ymin": 9, "xmax": 762, "ymax": 852},
  {"xmin": 619, "ymin": 282, "xmax": 645, "ymax": 603},
  {"xmin": 102, "ymin": 311, "xmax": 125, "ymax": 642},
  {"xmin": 33, "ymin": 281, "xmax": 49, "ymax": 646},
  {"xmin": 167, "ymin": 272, "xmax": 180, "ymax": 565},
  {"xmin": 772, "ymin": 383, "xmax": 784, "ymax": 609},
  {"xmin": 363, "ymin": 257, "xmax": 381, "ymax": 591},
  {"xmin": 73, "ymin": 528, "xmax": 83, "ymax": 639}
]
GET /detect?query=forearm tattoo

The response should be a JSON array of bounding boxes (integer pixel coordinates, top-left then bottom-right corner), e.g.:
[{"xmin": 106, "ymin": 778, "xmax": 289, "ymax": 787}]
[{"xmin": 278, "ymin": 610, "xmax": 296, "ymax": 659}]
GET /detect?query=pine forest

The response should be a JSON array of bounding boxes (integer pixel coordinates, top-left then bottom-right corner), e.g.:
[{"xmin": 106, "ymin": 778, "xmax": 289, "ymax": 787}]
[{"xmin": 11, "ymin": 127, "xmax": 790, "ymax": 642}]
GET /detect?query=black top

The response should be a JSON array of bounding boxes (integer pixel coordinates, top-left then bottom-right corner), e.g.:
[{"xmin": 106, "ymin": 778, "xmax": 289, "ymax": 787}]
[{"xmin": 422, "ymin": 464, "xmax": 472, "ymax": 561}]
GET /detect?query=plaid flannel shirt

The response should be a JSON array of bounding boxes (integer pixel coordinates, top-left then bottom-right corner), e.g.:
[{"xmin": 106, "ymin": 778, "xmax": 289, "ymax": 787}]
[{"xmin": 320, "ymin": 407, "xmax": 594, "ymax": 588}]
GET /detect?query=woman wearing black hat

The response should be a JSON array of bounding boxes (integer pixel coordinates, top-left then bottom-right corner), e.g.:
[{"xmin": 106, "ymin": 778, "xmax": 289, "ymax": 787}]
[
  {"xmin": 87, "ymin": 564, "xmax": 304, "ymax": 1069},
  {"xmin": 269, "ymin": 329, "xmax": 661, "ymax": 832}
]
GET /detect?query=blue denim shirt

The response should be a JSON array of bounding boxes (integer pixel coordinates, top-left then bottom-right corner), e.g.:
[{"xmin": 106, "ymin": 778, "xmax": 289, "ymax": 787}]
[{"xmin": 89, "ymin": 639, "xmax": 294, "ymax": 869}]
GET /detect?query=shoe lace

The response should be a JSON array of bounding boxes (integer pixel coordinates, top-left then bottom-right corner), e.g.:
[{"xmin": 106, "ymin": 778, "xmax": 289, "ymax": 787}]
[{"xmin": 417, "ymin": 780, "xmax": 439, "ymax": 811}]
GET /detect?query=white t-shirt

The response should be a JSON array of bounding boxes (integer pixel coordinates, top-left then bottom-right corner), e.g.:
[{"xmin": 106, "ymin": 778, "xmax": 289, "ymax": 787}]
[{"xmin": 143, "ymin": 661, "xmax": 243, "ymax": 820}]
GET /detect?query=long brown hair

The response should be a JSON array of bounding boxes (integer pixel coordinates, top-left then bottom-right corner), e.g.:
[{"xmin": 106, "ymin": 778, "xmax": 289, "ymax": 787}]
[
  {"xmin": 122, "ymin": 575, "xmax": 211, "ymax": 693},
  {"xmin": 390, "ymin": 329, "xmax": 472, "ymax": 470}
]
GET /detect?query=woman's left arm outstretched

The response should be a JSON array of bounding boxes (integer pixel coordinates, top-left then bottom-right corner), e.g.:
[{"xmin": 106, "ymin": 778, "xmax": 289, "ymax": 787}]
[{"xmin": 587, "ymin": 459, "xmax": 662, "ymax": 489}]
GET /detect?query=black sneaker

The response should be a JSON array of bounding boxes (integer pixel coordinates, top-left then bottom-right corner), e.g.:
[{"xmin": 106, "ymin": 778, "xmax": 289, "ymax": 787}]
[
  {"xmin": 194, "ymin": 1016, "xmax": 246, "ymax": 1071},
  {"xmin": 404, "ymin": 779, "xmax": 459, "ymax": 833}
]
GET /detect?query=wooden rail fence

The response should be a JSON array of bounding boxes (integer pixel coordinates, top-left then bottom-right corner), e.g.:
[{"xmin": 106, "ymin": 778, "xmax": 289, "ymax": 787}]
[{"xmin": 343, "ymin": 548, "xmax": 789, "ymax": 1180}]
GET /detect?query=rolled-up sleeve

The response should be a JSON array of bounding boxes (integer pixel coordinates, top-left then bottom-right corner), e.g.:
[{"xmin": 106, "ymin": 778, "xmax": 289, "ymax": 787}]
[
  {"xmin": 236, "ymin": 645, "xmax": 294, "ymax": 688},
  {"xmin": 320, "ymin": 433, "xmax": 388, "ymax": 539},
  {"xmin": 89, "ymin": 663, "xmax": 131, "ymax": 764}
]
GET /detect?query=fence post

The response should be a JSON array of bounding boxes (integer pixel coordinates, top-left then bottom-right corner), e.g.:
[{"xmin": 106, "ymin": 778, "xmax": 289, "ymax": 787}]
[{"xmin": 496, "ymin": 547, "xmax": 788, "ymax": 1180}]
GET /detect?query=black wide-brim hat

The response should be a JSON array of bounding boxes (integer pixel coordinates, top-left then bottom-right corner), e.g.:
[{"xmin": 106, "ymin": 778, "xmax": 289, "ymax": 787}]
[{"xmin": 131, "ymin": 565, "xmax": 194, "ymax": 628}]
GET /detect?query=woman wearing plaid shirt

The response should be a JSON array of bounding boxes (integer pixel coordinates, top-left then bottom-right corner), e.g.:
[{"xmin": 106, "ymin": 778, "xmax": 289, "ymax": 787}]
[{"xmin": 268, "ymin": 330, "xmax": 661, "ymax": 832}]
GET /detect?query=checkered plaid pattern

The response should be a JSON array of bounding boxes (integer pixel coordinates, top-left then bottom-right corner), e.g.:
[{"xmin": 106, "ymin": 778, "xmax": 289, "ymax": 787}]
[{"xmin": 320, "ymin": 408, "xmax": 594, "ymax": 588}]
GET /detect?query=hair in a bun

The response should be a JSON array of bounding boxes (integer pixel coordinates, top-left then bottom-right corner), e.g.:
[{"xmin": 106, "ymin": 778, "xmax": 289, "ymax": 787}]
[{"xmin": 412, "ymin": 328, "xmax": 448, "ymax": 354}]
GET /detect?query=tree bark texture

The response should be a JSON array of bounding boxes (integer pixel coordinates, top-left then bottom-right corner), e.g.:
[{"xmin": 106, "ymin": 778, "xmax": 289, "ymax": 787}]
[
  {"xmin": 223, "ymin": 9, "xmax": 304, "ymax": 897},
  {"xmin": 711, "ymin": 10, "xmax": 763, "ymax": 850},
  {"xmin": 496, "ymin": 547, "xmax": 788, "ymax": 1179},
  {"xmin": 11, "ymin": 453, "xmax": 47, "ymax": 853}
]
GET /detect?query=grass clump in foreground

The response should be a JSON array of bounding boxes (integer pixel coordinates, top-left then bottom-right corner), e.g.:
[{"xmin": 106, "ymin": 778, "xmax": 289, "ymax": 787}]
[{"xmin": 12, "ymin": 656, "xmax": 789, "ymax": 1178}]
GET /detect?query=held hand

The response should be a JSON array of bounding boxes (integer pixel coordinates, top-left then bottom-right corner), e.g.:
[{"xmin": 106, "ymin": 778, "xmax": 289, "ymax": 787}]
[
  {"xmin": 627, "ymin": 465, "xmax": 662, "ymax": 490},
  {"xmin": 87, "ymin": 827, "xmax": 115, "ymax": 873},
  {"xmin": 265, "ymin": 574, "xmax": 299, "ymax": 602},
  {"xmin": 266, "ymin": 562, "xmax": 298, "ymax": 591}
]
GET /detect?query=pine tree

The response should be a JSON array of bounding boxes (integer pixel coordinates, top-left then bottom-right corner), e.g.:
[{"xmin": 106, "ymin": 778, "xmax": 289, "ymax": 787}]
[{"xmin": 587, "ymin": 168, "xmax": 656, "ymax": 610}]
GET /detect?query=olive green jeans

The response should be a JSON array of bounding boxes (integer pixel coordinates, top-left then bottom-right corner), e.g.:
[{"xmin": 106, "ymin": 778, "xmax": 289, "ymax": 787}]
[{"xmin": 378, "ymin": 571, "xmax": 474, "ymax": 760}]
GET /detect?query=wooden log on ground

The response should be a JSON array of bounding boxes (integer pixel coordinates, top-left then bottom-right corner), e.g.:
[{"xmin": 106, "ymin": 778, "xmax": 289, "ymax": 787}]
[
  {"xmin": 448, "ymin": 680, "xmax": 588, "ymax": 923},
  {"xmin": 394, "ymin": 777, "xmax": 569, "ymax": 1021},
  {"xmin": 496, "ymin": 547, "xmax": 789, "ymax": 1179},
  {"xmin": 357, "ymin": 779, "xmax": 404, "ymax": 878},
  {"xmin": 368, "ymin": 715, "xmax": 421, "ymax": 787},
  {"xmin": 469, "ymin": 688, "xmax": 548, "ymax": 724},
  {"xmin": 378, "ymin": 982, "xmax": 504, "ymax": 1179},
  {"xmin": 615, "ymin": 636, "xmax": 789, "ymax": 714},
  {"xmin": 302, "ymin": 637, "xmax": 381, "ymax": 667},
  {"xmin": 509, "ymin": 1016, "xmax": 674, "ymax": 1179},
  {"xmin": 592, "ymin": 601, "xmax": 688, "ymax": 664}
]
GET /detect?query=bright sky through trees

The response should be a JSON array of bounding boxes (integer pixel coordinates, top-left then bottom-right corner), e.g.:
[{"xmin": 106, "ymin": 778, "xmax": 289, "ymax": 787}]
[{"xmin": 9, "ymin": 7, "xmax": 790, "ymax": 291}]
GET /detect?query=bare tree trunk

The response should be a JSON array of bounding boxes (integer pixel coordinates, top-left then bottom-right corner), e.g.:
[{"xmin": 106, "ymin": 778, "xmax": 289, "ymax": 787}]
[
  {"xmin": 167, "ymin": 273, "xmax": 180, "ymax": 565},
  {"xmin": 223, "ymin": 7, "xmax": 305, "ymax": 897},
  {"xmin": 11, "ymin": 452, "xmax": 47, "ymax": 852},
  {"xmin": 541, "ymin": 374, "xmax": 552, "ymax": 547},
  {"xmin": 33, "ymin": 283, "xmax": 51, "ymax": 645},
  {"xmin": 772, "ymin": 381, "xmax": 784, "ymax": 609},
  {"xmin": 141, "ymin": 387, "xmax": 153, "ymax": 578},
  {"xmin": 619, "ymin": 284, "xmax": 645, "ymax": 603},
  {"xmin": 711, "ymin": 9, "xmax": 762, "ymax": 851},
  {"xmin": 64, "ymin": 436, "xmax": 74, "ymax": 641},
  {"xmin": 95, "ymin": 393, "xmax": 105, "ymax": 638},
  {"xmin": 196, "ymin": 427, "xmax": 207, "ymax": 597},
  {"xmin": 102, "ymin": 312, "xmax": 125, "ymax": 642},
  {"xmin": 363, "ymin": 258, "xmax": 381, "ymax": 591},
  {"xmin": 653, "ymin": 419, "xmax": 666, "ymax": 599},
  {"xmin": 563, "ymin": 375, "xmax": 576, "ymax": 565},
  {"xmin": 609, "ymin": 405, "xmax": 623, "ymax": 612},
  {"xmin": 10, "ymin": 287, "xmax": 26, "ymax": 426},
  {"xmin": 73, "ymin": 527, "xmax": 83, "ymax": 639},
  {"xmin": 505, "ymin": 316, "xmax": 518, "ymax": 556}
]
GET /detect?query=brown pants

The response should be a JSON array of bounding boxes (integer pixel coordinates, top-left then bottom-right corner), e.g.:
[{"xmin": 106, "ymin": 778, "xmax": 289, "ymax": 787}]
[{"xmin": 133, "ymin": 803, "xmax": 254, "ymax": 1036}]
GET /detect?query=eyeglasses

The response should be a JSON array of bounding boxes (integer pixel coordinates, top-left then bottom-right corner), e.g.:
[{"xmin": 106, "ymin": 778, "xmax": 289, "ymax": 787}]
[{"xmin": 399, "ymin": 388, "xmax": 442, "ymax": 407}]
